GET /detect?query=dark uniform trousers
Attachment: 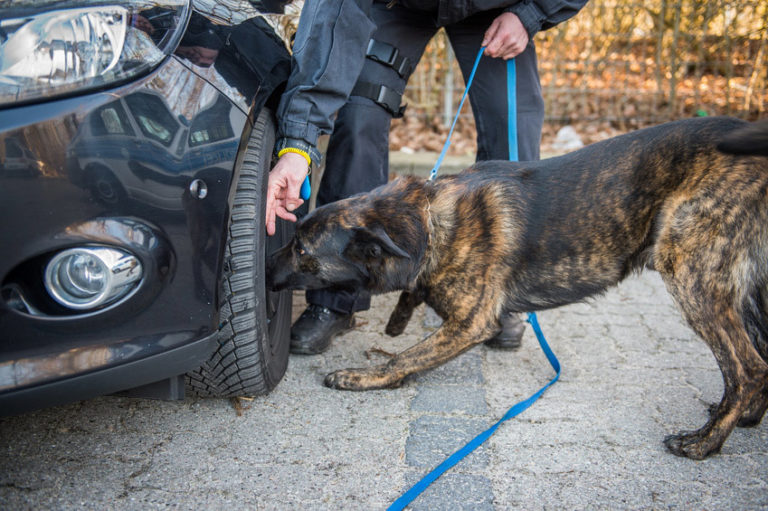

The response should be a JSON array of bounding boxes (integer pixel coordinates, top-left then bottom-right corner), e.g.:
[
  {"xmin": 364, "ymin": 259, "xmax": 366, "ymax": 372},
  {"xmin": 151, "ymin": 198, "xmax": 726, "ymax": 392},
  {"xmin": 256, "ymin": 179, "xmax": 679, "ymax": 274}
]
[{"xmin": 308, "ymin": 2, "xmax": 545, "ymax": 314}]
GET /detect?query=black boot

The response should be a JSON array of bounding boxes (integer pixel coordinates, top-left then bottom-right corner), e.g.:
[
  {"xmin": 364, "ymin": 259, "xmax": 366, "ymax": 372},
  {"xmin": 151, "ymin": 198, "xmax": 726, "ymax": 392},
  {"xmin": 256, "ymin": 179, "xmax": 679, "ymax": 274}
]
[
  {"xmin": 290, "ymin": 304, "xmax": 355, "ymax": 355},
  {"xmin": 484, "ymin": 313, "xmax": 525, "ymax": 350}
]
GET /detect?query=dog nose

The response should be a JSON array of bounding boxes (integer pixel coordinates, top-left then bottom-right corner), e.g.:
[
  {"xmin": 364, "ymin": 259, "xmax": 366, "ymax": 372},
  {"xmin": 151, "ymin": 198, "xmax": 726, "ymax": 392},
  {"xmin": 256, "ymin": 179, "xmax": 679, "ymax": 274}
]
[{"xmin": 265, "ymin": 252, "xmax": 287, "ymax": 291}]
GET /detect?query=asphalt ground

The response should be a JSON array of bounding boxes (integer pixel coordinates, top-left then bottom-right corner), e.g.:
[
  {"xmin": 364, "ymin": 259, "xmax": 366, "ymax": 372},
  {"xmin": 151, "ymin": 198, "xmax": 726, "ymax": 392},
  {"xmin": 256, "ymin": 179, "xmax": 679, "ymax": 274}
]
[{"xmin": 1, "ymin": 153, "xmax": 767, "ymax": 510}]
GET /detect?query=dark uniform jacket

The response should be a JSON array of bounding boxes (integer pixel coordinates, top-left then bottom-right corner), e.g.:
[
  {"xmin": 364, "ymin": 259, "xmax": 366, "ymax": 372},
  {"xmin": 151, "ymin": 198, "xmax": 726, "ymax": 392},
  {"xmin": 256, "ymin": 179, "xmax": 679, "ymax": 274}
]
[{"xmin": 275, "ymin": 0, "xmax": 586, "ymax": 162}]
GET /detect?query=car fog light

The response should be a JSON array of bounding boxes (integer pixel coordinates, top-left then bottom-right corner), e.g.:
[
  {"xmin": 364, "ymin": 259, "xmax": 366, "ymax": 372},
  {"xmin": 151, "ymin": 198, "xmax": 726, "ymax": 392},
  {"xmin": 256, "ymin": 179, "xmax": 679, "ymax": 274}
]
[{"xmin": 44, "ymin": 247, "xmax": 142, "ymax": 310}]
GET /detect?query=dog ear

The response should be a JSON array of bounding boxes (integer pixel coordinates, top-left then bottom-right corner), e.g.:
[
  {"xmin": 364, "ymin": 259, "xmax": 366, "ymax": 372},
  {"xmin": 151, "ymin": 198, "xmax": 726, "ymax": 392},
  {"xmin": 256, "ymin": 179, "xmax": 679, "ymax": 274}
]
[{"xmin": 351, "ymin": 226, "xmax": 410, "ymax": 260}]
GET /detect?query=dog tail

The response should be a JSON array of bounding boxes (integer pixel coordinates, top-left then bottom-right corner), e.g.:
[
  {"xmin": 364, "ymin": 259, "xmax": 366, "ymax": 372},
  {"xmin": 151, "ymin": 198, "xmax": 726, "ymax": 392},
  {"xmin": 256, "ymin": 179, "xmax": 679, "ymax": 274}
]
[{"xmin": 717, "ymin": 119, "xmax": 768, "ymax": 156}]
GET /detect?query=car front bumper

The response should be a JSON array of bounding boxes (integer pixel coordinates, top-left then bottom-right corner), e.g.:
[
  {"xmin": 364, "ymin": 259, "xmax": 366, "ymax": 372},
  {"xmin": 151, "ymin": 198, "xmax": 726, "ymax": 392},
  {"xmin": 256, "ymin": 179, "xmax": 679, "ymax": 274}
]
[{"xmin": 0, "ymin": 55, "xmax": 250, "ymax": 415}]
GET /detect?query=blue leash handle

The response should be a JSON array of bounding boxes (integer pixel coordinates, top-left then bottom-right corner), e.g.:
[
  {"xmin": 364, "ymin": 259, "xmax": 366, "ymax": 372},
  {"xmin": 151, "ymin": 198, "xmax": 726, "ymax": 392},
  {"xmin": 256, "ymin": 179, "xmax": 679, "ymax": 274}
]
[
  {"xmin": 389, "ymin": 51, "xmax": 560, "ymax": 511},
  {"xmin": 300, "ymin": 175, "xmax": 311, "ymax": 200}
]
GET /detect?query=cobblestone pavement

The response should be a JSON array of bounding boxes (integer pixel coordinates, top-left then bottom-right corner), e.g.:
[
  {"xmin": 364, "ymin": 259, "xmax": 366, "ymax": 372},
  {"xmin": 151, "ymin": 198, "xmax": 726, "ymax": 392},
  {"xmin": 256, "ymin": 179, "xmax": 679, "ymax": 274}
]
[{"xmin": 1, "ymin": 272, "xmax": 767, "ymax": 510}]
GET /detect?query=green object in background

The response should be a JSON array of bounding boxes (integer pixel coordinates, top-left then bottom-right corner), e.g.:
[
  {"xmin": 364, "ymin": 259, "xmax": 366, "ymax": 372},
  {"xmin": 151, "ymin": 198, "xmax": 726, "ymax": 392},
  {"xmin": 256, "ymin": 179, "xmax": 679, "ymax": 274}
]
[{"xmin": 696, "ymin": 109, "xmax": 708, "ymax": 117}]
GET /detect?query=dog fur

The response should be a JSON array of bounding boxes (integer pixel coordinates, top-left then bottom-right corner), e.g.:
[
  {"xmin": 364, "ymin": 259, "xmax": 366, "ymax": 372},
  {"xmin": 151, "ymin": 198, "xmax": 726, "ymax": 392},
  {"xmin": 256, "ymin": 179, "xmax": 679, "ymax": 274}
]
[{"xmin": 266, "ymin": 116, "xmax": 768, "ymax": 459}]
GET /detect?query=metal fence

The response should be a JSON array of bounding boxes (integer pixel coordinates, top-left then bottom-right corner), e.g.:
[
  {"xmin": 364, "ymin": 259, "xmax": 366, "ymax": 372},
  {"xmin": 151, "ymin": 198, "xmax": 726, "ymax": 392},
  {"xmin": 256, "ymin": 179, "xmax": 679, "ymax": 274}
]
[{"xmin": 398, "ymin": 0, "xmax": 767, "ymax": 150}]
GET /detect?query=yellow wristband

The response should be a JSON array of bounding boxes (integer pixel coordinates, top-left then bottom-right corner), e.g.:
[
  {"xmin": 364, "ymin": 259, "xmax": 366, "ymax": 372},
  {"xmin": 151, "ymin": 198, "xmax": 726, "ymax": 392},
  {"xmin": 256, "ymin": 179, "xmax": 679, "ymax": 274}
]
[{"xmin": 277, "ymin": 147, "xmax": 312, "ymax": 169}]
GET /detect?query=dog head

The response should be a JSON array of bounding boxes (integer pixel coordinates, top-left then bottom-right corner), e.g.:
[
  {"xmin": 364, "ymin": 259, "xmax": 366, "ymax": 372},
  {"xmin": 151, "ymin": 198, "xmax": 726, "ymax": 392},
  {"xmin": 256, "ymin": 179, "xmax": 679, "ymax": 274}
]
[{"xmin": 266, "ymin": 178, "xmax": 429, "ymax": 294}]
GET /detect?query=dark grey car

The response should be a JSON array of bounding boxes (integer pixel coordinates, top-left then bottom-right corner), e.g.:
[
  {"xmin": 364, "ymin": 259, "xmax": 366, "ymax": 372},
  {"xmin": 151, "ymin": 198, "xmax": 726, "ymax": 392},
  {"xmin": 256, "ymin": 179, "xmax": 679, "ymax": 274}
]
[{"xmin": 0, "ymin": 0, "xmax": 296, "ymax": 415}]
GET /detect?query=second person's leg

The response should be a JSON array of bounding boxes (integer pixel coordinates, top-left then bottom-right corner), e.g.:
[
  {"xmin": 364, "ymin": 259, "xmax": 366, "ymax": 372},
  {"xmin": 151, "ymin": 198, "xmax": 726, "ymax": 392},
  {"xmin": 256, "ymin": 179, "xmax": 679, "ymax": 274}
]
[{"xmin": 445, "ymin": 11, "xmax": 546, "ymax": 349}]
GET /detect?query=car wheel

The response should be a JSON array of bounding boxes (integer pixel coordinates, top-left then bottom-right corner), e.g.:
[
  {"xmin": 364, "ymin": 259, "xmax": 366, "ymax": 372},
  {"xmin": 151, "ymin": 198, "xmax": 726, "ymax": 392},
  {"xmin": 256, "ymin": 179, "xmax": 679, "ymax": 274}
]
[
  {"xmin": 90, "ymin": 168, "xmax": 126, "ymax": 205},
  {"xmin": 187, "ymin": 108, "xmax": 292, "ymax": 397}
]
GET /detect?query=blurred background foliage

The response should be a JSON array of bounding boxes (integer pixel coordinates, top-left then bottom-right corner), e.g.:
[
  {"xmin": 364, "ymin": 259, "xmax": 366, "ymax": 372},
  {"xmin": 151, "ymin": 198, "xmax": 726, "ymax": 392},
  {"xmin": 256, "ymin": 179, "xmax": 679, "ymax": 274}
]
[
  {"xmin": 391, "ymin": 0, "xmax": 767, "ymax": 154},
  {"xmin": 275, "ymin": 0, "xmax": 766, "ymax": 154}
]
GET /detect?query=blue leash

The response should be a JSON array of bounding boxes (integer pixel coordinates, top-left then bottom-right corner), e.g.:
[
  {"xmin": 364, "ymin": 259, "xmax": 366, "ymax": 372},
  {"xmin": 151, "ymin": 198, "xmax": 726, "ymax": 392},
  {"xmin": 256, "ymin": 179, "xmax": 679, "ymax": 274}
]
[
  {"xmin": 388, "ymin": 48, "xmax": 560, "ymax": 511},
  {"xmin": 507, "ymin": 58, "xmax": 518, "ymax": 162}
]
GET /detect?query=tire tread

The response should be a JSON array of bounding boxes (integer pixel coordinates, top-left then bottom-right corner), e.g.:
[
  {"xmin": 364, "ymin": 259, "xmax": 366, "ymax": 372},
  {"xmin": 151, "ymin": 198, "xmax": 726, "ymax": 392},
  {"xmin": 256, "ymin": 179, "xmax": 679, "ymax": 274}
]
[{"xmin": 186, "ymin": 108, "xmax": 291, "ymax": 398}]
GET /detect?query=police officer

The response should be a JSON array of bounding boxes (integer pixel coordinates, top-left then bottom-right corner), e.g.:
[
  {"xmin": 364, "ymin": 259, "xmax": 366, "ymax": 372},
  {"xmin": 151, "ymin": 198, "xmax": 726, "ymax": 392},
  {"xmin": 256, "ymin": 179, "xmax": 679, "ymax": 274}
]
[{"xmin": 266, "ymin": 0, "xmax": 587, "ymax": 355}]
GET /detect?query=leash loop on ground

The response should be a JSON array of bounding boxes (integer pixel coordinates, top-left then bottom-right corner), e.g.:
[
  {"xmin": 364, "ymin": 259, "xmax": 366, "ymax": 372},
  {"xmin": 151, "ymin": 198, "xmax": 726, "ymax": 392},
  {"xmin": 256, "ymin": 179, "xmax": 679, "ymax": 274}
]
[{"xmin": 388, "ymin": 49, "xmax": 561, "ymax": 511}]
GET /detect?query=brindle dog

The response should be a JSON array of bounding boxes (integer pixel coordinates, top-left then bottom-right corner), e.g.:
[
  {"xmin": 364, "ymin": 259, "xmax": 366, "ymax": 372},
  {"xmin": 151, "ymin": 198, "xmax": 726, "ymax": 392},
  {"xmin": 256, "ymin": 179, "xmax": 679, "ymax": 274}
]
[{"xmin": 266, "ymin": 116, "xmax": 768, "ymax": 459}]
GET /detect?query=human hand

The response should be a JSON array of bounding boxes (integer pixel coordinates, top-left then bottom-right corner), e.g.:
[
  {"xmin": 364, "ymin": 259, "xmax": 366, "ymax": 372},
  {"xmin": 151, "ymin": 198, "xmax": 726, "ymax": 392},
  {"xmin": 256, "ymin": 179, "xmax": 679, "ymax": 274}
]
[
  {"xmin": 482, "ymin": 12, "xmax": 529, "ymax": 60},
  {"xmin": 266, "ymin": 152, "xmax": 308, "ymax": 236}
]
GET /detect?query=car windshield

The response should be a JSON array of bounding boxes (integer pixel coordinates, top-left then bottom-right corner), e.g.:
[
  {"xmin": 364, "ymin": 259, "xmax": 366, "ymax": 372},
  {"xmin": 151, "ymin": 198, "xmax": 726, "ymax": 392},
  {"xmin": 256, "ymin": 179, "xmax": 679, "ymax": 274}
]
[
  {"xmin": 124, "ymin": 93, "xmax": 179, "ymax": 146},
  {"xmin": 90, "ymin": 101, "xmax": 135, "ymax": 137},
  {"xmin": 188, "ymin": 99, "xmax": 234, "ymax": 147}
]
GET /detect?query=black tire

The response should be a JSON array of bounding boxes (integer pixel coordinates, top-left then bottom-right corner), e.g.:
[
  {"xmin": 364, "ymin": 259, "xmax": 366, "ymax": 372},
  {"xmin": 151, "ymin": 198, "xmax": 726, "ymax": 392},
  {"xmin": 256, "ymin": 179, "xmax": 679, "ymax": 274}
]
[
  {"xmin": 187, "ymin": 108, "xmax": 292, "ymax": 397},
  {"xmin": 90, "ymin": 167, "xmax": 126, "ymax": 205}
]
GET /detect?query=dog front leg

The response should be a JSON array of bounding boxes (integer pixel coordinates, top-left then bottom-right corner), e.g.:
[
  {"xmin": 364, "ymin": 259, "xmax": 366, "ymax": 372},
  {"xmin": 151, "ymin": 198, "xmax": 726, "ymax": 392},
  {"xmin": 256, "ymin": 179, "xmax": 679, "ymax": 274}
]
[
  {"xmin": 325, "ymin": 321, "xmax": 492, "ymax": 391},
  {"xmin": 385, "ymin": 289, "xmax": 425, "ymax": 337}
]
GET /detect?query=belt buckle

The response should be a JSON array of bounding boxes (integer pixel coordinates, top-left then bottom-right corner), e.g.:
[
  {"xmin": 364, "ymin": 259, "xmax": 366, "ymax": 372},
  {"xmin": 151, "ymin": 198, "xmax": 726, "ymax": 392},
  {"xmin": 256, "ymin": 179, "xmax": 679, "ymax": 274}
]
[
  {"xmin": 376, "ymin": 86, "xmax": 396, "ymax": 109},
  {"xmin": 367, "ymin": 39, "xmax": 397, "ymax": 66}
]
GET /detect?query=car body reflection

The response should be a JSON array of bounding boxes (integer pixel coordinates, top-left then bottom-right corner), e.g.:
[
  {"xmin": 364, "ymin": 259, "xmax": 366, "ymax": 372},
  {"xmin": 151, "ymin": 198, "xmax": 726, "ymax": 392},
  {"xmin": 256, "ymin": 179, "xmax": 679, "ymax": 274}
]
[
  {"xmin": 0, "ymin": 0, "xmax": 295, "ymax": 414},
  {"xmin": 68, "ymin": 91, "xmax": 240, "ymax": 211}
]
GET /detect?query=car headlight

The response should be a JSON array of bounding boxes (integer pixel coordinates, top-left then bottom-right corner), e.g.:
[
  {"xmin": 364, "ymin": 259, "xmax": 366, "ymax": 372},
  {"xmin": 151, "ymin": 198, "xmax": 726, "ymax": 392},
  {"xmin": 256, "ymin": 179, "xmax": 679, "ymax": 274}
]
[{"xmin": 0, "ymin": 1, "xmax": 191, "ymax": 108}]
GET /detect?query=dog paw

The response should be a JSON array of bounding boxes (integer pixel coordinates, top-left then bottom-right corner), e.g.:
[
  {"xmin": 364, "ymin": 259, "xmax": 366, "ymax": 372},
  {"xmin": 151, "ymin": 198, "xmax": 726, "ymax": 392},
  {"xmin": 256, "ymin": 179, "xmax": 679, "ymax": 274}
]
[
  {"xmin": 324, "ymin": 367, "xmax": 401, "ymax": 391},
  {"xmin": 324, "ymin": 369, "xmax": 360, "ymax": 390},
  {"xmin": 385, "ymin": 320, "xmax": 406, "ymax": 337},
  {"xmin": 663, "ymin": 431, "xmax": 720, "ymax": 460}
]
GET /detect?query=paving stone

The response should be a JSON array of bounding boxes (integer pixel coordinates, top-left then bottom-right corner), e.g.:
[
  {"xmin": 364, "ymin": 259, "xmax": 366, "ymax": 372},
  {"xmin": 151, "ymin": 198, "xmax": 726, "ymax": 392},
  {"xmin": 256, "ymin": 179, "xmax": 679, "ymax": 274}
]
[
  {"xmin": 415, "ymin": 350, "xmax": 485, "ymax": 386},
  {"xmin": 1, "ymin": 273, "xmax": 766, "ymax": 510},
  {"xmin": 402, "ymin": 472, "xmax": 495, "ymax": 511},
  {"xmin": 406, "ymin": 416, "xmax": 491, "ymax": 469},
  {"xmin": 411, "ymin": 385, "xmax": 488, "ymax": 415}
]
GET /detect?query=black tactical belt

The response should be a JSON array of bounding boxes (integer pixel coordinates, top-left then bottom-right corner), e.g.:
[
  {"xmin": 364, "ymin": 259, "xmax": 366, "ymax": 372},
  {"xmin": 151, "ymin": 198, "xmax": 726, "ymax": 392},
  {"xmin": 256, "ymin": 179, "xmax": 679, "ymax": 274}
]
[
  {"xmin": 366, "ymin": 39, "xmax": 412, "ymax": 78},
  {"xmin": 351, "ymin": 81, "xmax": 406, "ymax": 118}
]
